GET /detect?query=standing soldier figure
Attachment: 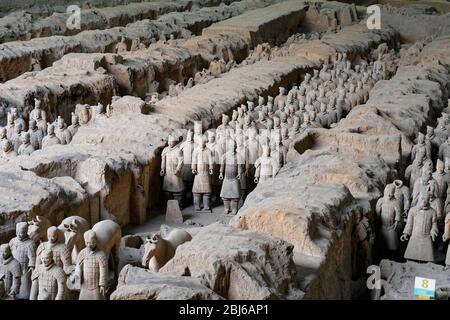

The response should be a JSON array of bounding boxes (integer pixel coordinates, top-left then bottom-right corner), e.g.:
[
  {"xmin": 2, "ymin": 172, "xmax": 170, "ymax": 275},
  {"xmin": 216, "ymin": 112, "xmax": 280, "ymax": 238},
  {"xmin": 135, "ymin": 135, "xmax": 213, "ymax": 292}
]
[
  {"xmin": 192, "ymin": 137, "xmax": 214, "ymax": 212},
  {"xmin": 30, "ymin": 249, "xmax": 66, "ymax": 300},
  {"xmin": 160, "ymin": 135, "xmax": 184, "ymax": 205},
  {"xmin": 0, "ymin": 244, "xmax": 21, "ymax": 299},
  {"xmin": 9, "ymin": 222, "xmax": 36, "ymax": 299},
  {"xmin": 220, "ymin": 140, "xmax": 242, "ymax": 215}
]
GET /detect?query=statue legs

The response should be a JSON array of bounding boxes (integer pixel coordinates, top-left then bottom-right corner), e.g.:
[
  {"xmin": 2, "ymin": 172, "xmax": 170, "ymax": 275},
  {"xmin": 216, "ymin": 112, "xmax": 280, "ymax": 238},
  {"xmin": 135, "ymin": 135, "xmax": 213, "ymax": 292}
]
[
  {"xmin": 203, "ymin": 194, "xmax": 211, "ymax": 212},
  {"xmin": 231, "ymin": 199, "xmax": 239, "ymax": 215},
  {"xmin": 223, "ymin": 199, "xmax": 231, "ymax": 214},
  {"xmin": 193, "ymin": 193, "xmax": 202, "ymax": 211}
]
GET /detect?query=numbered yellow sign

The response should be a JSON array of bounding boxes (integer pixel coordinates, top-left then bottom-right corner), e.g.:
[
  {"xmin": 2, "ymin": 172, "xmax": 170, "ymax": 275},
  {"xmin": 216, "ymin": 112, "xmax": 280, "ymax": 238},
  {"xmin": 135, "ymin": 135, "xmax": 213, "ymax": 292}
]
[{"xmin": 414, "ymin": 277, "xmax": 436, "ymax": 300}]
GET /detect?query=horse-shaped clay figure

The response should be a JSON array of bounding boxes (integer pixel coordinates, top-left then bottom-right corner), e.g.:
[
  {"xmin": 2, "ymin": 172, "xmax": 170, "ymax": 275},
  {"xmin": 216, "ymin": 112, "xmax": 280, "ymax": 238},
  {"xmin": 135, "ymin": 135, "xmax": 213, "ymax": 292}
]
[
  {"xmin": 27, "ymin": 216, "xmax": 53, "ymax": 243},
  {"xmin": 57, "ymin": 216, "xmax": 90, "ymax": 262},
  {"xmin": 142, "ymin": 225, "xmax": 192, "ymax": 272}
]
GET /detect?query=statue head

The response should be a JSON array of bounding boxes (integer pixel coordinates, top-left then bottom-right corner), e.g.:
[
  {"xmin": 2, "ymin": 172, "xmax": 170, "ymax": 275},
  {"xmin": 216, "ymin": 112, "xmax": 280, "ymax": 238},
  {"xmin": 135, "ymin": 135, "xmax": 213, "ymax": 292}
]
[
  {"xmin": 426, "ymin": 125, "xmax": 433, "ymax": 137},
  {"xmin": 0, "ymin": 127, "xmax": 6, "ymax": 139},
  {"xmin": 247, "ymin": 101, "xmax": 254, "ymax": 111},
  {"xmin": 258, "ymin": 96, "xmax": 264, "ymax": 106},
  {"xmin": 279, "ymin": 87, "xmax": 286, "ymax": 95},
  {"xmin": 47, "ymin": 226, "xmax": 59, "ymax": 244},
  {"xmin": 266, "ymin": 118, "xmax": 274, "ymax": 130},
  {"xmin": 304, "ymin": 73, "xmax": 311, "ymax": 82},
  {"xmin": 207, "ymin": 130, "xmax": 215, "ymax": 143},
  {"xmin": 34, "ymin": 99, "xmax": 41, "ymax": 110},
  {"xmin": 2, "ymin": 140, "xmax": 12, "ymax": 153},
  {"xmin": 0, "ymin": 244, "xmax": 11, "ymax": 260},
  {"xmin": 96, "ymin": 103, "xmax": 105, "ymax": 115},
  {"xmin": 384, "ymin": 184, "xmax": 395, "ymax": 199},
  {"xmin": 299, "ymin": 86, "xmax": 306, "ymax": 96},
  {"xmin": 267, "ymin": 96, "xmax": 274, "ymax": 104},
  {"xmin": 303, "ymin": 112, "xmax": 310, "ymax": 124},
  {"xmin": 47, "ymin": 124, "xmax": 55, "ymax": 136},
  {"xmin": 21, "ymin": 132, "xmax": 30, "ymax": 145},
  {"xmin": 320, "ymin": 103, "xmax": 327, "ymax": 113},
  {"xmin": 10, "ymin": 108, "xmax": 18, "ymax": 120},
  {"xmin": 222, "ymin": 114, "xmax": 229, "ymax": 126},
  {"xmin": 168, "ymin": 135, "xmax": 177, "ymax": 148},
  {"xmin": 41, "ymin": 249, "xmax": 54, "ymax": 268},
  {"xmin": 417, "ymin": 132, "xmax": 425, "ymax": 144},
  {"xmin": 14, "ymin": 122, "xmax": 22, "ymax": 134},
  {"xmin": 273, "ymin": 116, "xmax": 280, "ymax": 128},
  {"xmin": 232, "ymin": 110, "xmax": 238, "ymax": 121},
  {"xmin": 313, "ymin": 69, "xmax": 319, "ymax": 78},
  {"xmin": 418, "ymin": 192, "xmax": 430, "ymax": 210},
  {"xmin": 29, "ymin": 119, "xmax": 37, "ymax": 130},
  {"xmin": 309, "ymin": 111, "xmax": 317, "ymax": 122},
  {"xmin": 16, "ymin": 222, "xmax": 29, "ymax": 241},
  {"xmin": 262, "ymin": 144, "xmax": 270, "ymax": 157},
  {"xmin": 71, "ymin": 113, "xmax": 79, "ymax": 126},
  {"xmin": 437, "ymin": 159, "xmax": 444, "ymax": 173},
  {"xmin": 57, "ymin": 116, "xmax": 65, "ymax": 130},
  {"xmin": 258, "ymin": 110, "xmax": 266, "ymax": 121},
  {"xmin": 84, "ymin": 230, "xmax": 97, "ymax": 252}
]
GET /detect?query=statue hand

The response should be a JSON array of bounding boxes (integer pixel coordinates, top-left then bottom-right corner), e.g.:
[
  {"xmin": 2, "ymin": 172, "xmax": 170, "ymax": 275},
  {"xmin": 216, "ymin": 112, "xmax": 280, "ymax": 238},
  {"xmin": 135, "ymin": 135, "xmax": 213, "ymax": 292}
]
[
  {"xmin": 209, "ymin": 169, "xmax": 214, "ymax": 175},
  {"xmin": 99, "ymin": 286, "xmax": 106, "ymax": 297},
  {"xmin": 254, "ymin": 177, "xmax": 259, "ymax": 184},
  {"xmin": 236, "ymin": 174, "xmax": 241, "ymax": 180},
  {"xmin": 400, "ymin": 234, "xmax": 409, "ymax": 242},
  {"xmin": 192, "ymin": 169, "xmax": 197, "ymax": 175},
  {"xmin": 160, "ymin": 169, "xmax": 165, "ymax": 176},
  {"xmin": 219, "ymin": 174, "xmax": 223, "ymax": 180},
  {"xmin": 443, "ymin": 234, "xmax": 449, "ymax": 242},
  {"xmin": 8, "ymin": 290, "xmax": 16, "ymax": 298}
]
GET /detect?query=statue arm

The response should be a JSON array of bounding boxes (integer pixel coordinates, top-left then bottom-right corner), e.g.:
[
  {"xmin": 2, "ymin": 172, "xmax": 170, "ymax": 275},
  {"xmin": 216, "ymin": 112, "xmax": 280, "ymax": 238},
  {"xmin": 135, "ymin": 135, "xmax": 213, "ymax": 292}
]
[
  {"xmin": 403, "ymin": 187, "xmax": 411, "ymax": 211},
  {"xmin": 11, "ymin": 263, "xmax": 21, "ymax": 295},
  {"xmin": 375, "ymin": 199, "xmax": 383, "ymax": 216},
  {"xmin": 30, "ymin": 270, "xmax": 39, "ymax": 300},
  {"xmin": 62, "ymin": 247, "xmax": 73, "ymax": 274},
  {"xmin": 160, "ymin": 150, "xmax": 166, "ymax": 172},
  {"xmin": 98, "ymin": 254, "xmax": 108, "ymax": 289},
  {"xmin": 431, "ymin": 212, "xmax": 439, "ymax": 241},
  {"xmin": 176, "ymin": 151, "xmax": 183, "ymax": 173},
  {"xmin": 55, "ymin": 271, "xmax": 66, "ymax": 300},
  {"xmin": 28, "ymin": 244, "xmax": 37, "ymax": 268},
  {"xmin": 402, "ymin": 209, "xmax": 414, "ymax": 235},
  {"xmin": 394, "ymin": 202, "xmax": 402, "ymax": 222}
]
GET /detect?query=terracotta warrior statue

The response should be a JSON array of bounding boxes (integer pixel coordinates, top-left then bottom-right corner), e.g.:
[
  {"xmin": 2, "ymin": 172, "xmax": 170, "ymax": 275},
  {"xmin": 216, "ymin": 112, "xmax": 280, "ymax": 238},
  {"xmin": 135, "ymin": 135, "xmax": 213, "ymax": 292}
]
[
  {"xmin": 9, "ymin": 222, "xmax": 37, "ymax": 299},
  {"xmin": 36, "ymin": 227, "xmax": 72, "ymax": 275},
  {"xmin": 0, "ymin": 244, "xmax": 21, "ymax": 299},
  {"xmin": 179, "ymin": 130, "xmax": 195, "ymax": 203},
  {"xmin": 67, "ymin": 113, "xmax": 81, "ymax": 137},
  {"xmin": 375, "ymin": 184, "xmax": 402, "ymax": 257},
  {"xmin": 30, "ymin": 98, "xmax": 47, "ymax": 124},
  {"xmin": 28, "ymin": 119, "xmax": 44, "ymax": 150},
  {"xmin": 73, "ymin": 231, "xmax": 108, "ymax": 300},
  {"xmin": 401, "ymin": 193, "xmax": 438, "ymax": 262},
  {"xmin": 1, "ymin": 140, "xmax": 17, "ymax": 159},
  {"xmin": 206, "ymin": 130, "xmax": 222, "ymax": 205},
  {"xmin": 41, "ymin": 124, "xmax": 61, "ymax": 149},
  {"xmin": 17, "ymin": 132, "xmax": 35, "ymax": 156},
  {"xmin": 254, "ymin": 144, "xmax": 278, "ymax": 184},
  {"xmin": 219, "ymin": 140, "xmax": 242, "ymax": 215},
  {"xmin": 191, "ymin": 137, "xmax": 214, "ymax": 212},
  {"xmin": 30, "ymin": 249, "xmax": 67, "ymax": 300},
  {"xmin": 160, "ymin": 135, "xmax": 184, "ymax": 204},
  {"xmin": 55, "ymin": 116, "xmax": 72, "ymax": 145}
]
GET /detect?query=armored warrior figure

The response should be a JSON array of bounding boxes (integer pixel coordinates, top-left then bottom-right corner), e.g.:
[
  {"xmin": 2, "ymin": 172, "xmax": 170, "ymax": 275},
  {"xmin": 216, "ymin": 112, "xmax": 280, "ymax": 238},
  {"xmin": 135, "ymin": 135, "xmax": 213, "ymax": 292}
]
[
  {"xmin": 389, "ymin": 180, "xmax": 410, "ymax": 223},
  {"xmin": 411, "ymin": 168, "xmax": 439, "ymax": 207},
  {"xmin": 73, "ymin": 231, "xmax": 108, "ymax": 300},
  {"xmin": 254, "ymin": 145, "xmax": 278, "ymax": 184},
  {"xmin": 179, "ymin": 130, "xmax": 195, "ymax": 201},
  {"xmin": 0, "ymin": 127, "xmax": 7, "ymax": 149},
  {"xmin": 30, "ymin": 249, "xmax": 66, "ymax": 300},
  {"xmin": 17, "ymin": 132, "xmax": 35, "ymax": 156},
  {"xmin": 115, "ymin": 37, "xmax": 128, "ymax": 54},
  {"xmin": 67, "ymin": 113, "xmax": 81, "ymax": 137},
  {"xmin": 206, "ymin": 131, "xmax": 222, "ymax": 204},
  {"xmin": 9, "ymin": 222, "xmax": 36, "ymax": 299},
  {"xmin": 219, "ymin": 140, "xmax": 243, "ymax": 215},
  {"xmin": 10, "ymin": 122, "xmax": 23, "ymax": 153},
  {"xmin": 433, "ymin": 159, "xmax": 448, "ymax": 200},
  {"xmin": 160, "ymin": 135, "xmax": 184, "ymax": 204},
  {"xmin": 191, "ymin": 137, "xmax": 214, "ymax": 212},
  {"xmin": 55, "ymin": 116, "xmax": 72, "ymax": 145},
  {"xmin": 375, "ymin": 184, "xmax": 402, "ymax": 256},
  {"xmin": 30, "ymin": 99, "xmax": 47, "ymax": 124},
  {"xmin": 412, "ymin": 133, "xmax": 431, "ymax": 161},
  {"xmin": 0, "ymin": 244, "xmax": 21, "ymax": 299},
  {"xmin": 5, "ymin": 113, "xmax": 14, "ymax": 140},
  {"xmin": 401, "ymin": 193, "xmax": 438, "ymax": 262},
  {"xmin": 28, "ymin": 119, "xmax": 44, "ymax": 150},
  {"xmin": 41, "ymin": 124, "xmax": 61, "ymax": 149},
  {"xmin": 1, "ymin": 140, "xmax": 17, "ymax": 159},
  {"xmin": 36, "ymin": 227, "xmax": 72, "ymax": 275},
  {"xmin": 274, "ymin": 87, "xmax": 287, "ymax": 108},
  {"xmin": 10, "ymin": 108, "xmax": 25, "ymax": 131}
]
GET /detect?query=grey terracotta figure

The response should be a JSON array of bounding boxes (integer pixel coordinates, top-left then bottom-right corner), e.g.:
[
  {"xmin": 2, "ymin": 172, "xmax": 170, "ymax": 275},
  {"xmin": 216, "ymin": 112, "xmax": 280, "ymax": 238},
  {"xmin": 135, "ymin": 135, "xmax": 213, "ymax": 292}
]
[
  {"xmin": 41, "ymin": 124, "xmax": 61, "ymax": 149},
  {"xmin": 8, "ymin": 222, "xmax": 36, "ymax": 299},
  {"xmin": 0, "ymin": 244, "xmax": 21, "ymax": 299},
  {"xmin": 390, "ymin": 180, "xmax": 410, "ymax": 223},
  {"xmin": 17, "ymin": 132, "xmax": 35, "ymax": 156},
  {"xmin": 1, "ymin": 140, "xmax": 17, "ymax": 159},
  {"xmin": 36, "ymin": 226, "xmax": 72, "ymax": 275},
  {"xmin": 73, "ymin": 231, "xmax": 108, "ymax": 300},
  {"xmin": 433, "ymin": 159, "xmax": 448, "ymax": 200},
  {"xmin": 375, "ymin": 184, "xmax": 402, "ymax": 256},
  {"xmin": 10, "ymin": 122, "xmax": 23, "ymax": 153},
  {"xmin": 219, "ymin": 140, "xmax": 242, "ymax": 215},
  {"xmin": 28, "ymin": 119, "xmax": 43, "ymax": 150},
  {"xmin": 55, "ymin": 116, "xmax": 72, "ymax": 145},
  {"xmin": 206, "ymin": 130, "xmax": 222, "ymax": 204},
  {"xmin": 254, "ymin": 144, "xmax": 278, "ymax": 183},
  {"xmin": 67, "ymin": 113, "xmax": 81, "ymax": 137},
  {"xmin": 411, "ymin": 168, "xmax": 439, "ymax": 207},
  {"xmin": 30, "ymin": 249, "xmax": 67, "ymax": 300},
  {"xmin": 401, "ymin": 193, "xmax": 438, "ymax": 262},
  {"xmin": 161, "ymin": 135, "xmax": 184, "ymax": 204},
  {"xmin": 179, "ymin": 130, "xmax": 195, "ymax": 203},
  {"xmin": 191, "ymin": 137, "xmax": 214, "ymax": 212}
]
